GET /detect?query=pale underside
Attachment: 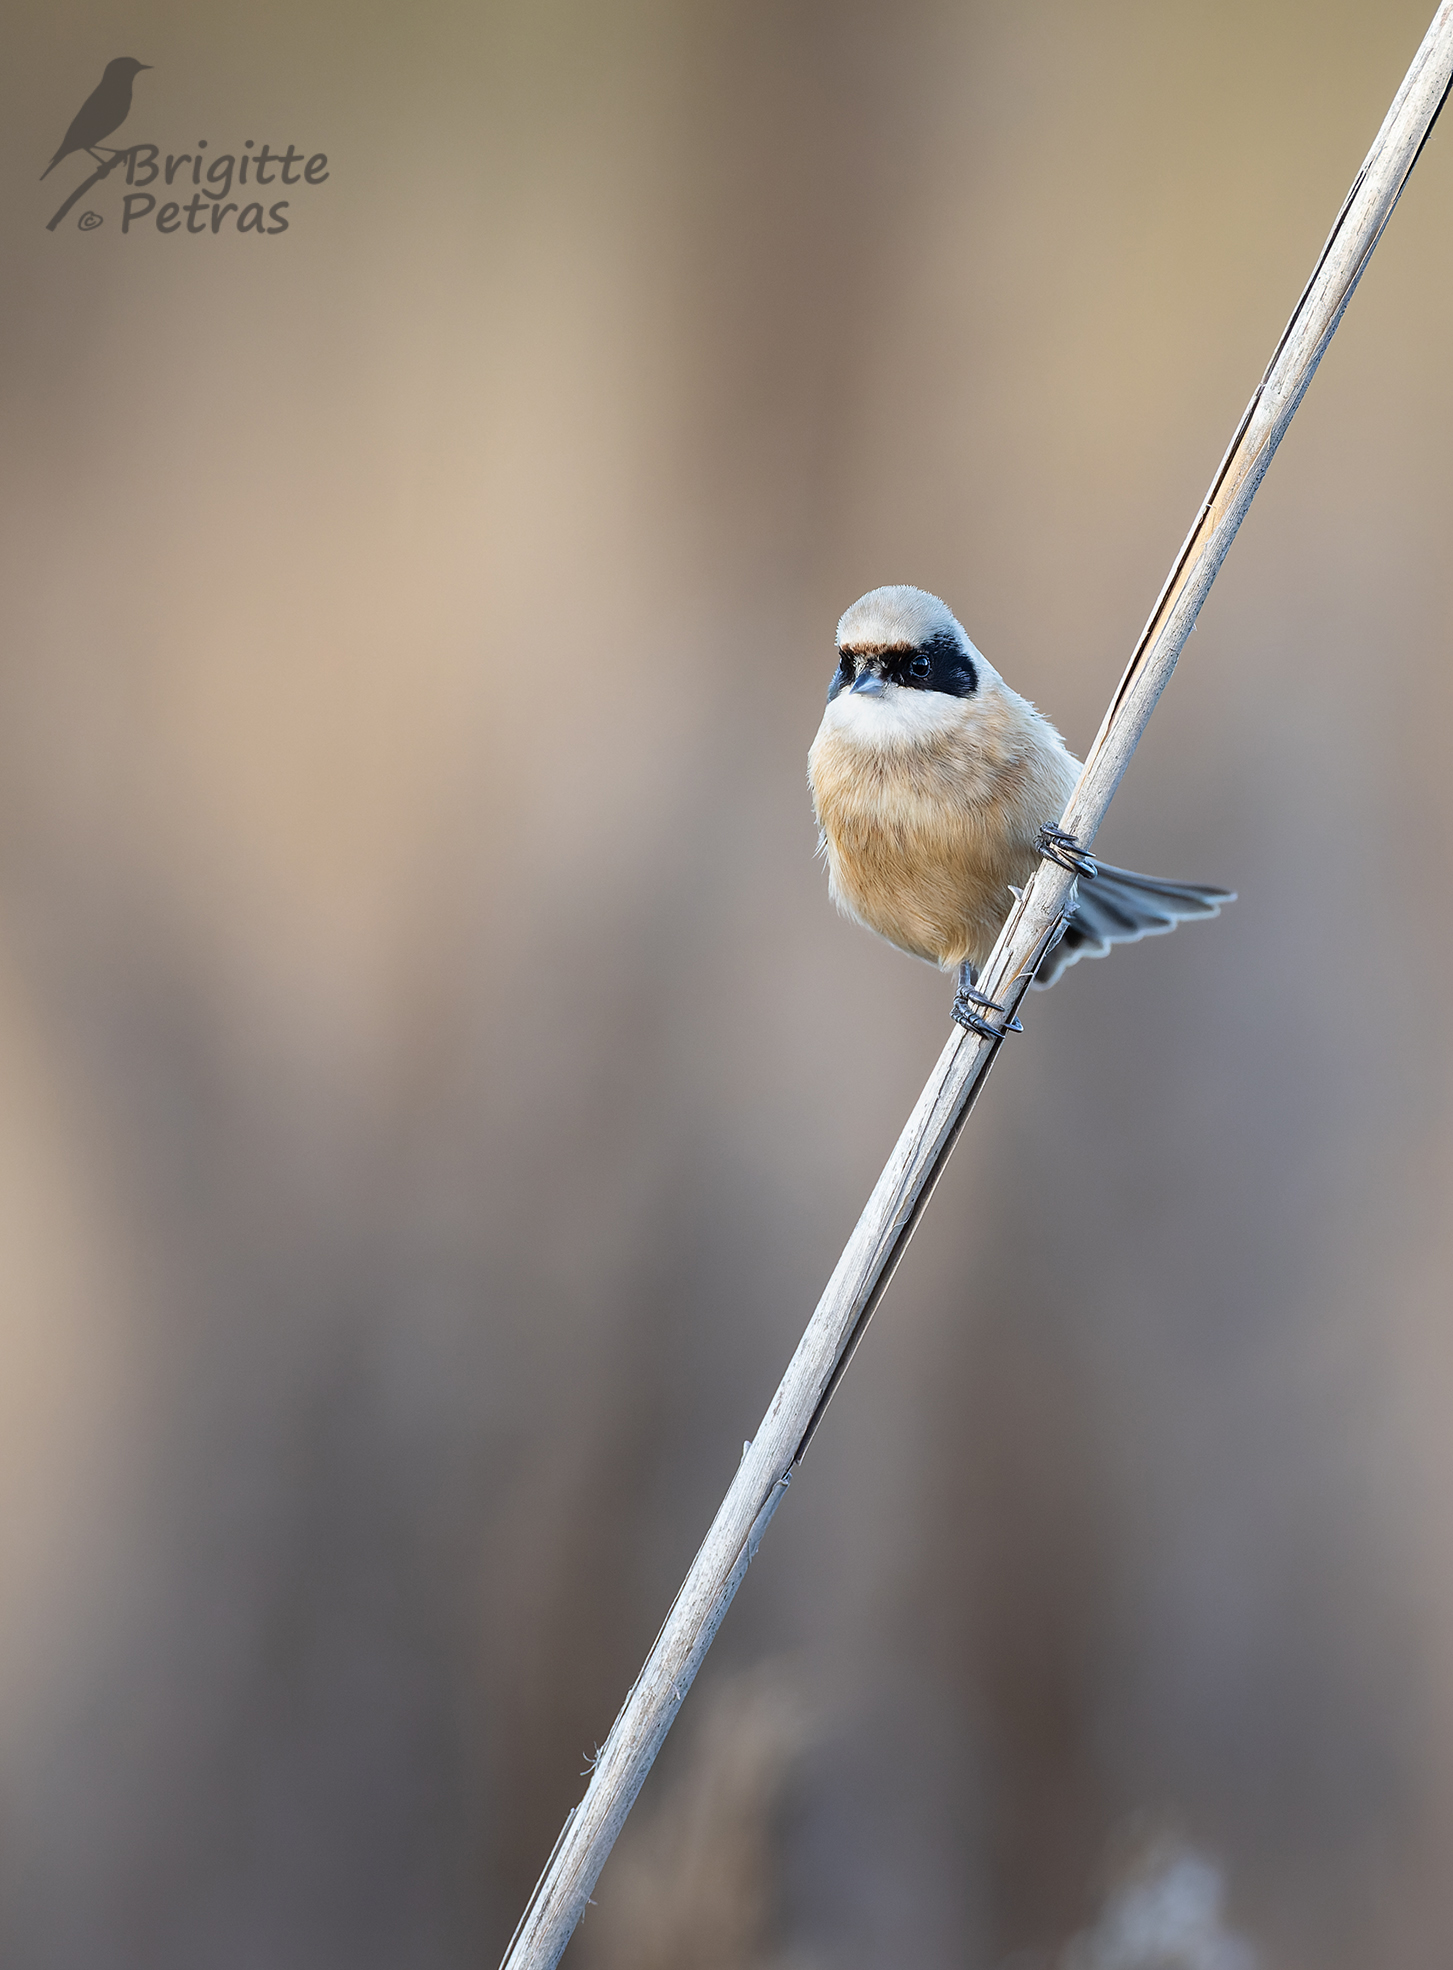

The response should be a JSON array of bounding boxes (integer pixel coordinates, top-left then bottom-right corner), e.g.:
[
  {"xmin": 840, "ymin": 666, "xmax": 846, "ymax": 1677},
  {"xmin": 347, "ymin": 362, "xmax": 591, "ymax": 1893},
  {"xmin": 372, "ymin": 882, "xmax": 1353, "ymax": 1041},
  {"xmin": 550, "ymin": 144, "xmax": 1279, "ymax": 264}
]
[{"xmin": 808, "ymin": 680, "xmax": 1078, "ymax": 973}]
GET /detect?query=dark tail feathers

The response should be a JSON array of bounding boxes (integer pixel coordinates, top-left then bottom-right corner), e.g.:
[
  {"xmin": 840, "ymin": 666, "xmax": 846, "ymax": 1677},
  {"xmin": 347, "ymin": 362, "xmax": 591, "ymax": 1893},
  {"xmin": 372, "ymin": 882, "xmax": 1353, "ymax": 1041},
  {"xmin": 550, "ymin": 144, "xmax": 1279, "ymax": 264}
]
[{"xmin": 1032, "ymin": 861, "xmax": 1234, "ymax": 990}]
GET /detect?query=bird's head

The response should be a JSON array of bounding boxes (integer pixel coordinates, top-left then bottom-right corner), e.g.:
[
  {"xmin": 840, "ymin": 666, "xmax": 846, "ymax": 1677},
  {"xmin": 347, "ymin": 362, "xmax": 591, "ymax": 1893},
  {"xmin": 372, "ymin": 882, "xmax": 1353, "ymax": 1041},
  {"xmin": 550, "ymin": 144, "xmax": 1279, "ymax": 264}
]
[
  {"xmin": 827, "ymin": 585, "xmax": 990, "ymax": 709},
  {"xmin": 105, "ymin": 57, "xmax": 151, "ymax": 78}
]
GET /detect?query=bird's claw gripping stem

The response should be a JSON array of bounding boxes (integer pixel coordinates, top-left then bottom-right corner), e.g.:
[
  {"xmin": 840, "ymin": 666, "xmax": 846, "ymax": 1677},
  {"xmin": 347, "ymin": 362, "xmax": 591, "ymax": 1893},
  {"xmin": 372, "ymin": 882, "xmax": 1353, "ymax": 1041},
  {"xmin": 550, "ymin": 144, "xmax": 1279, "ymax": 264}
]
[
  {"xmin": 1037, "ymin": 825, "xmax": 1098, "ymax": 879},
  {"xmin": 951, "ymin": 983, "xmax": 1024, "ymax": 1041}
]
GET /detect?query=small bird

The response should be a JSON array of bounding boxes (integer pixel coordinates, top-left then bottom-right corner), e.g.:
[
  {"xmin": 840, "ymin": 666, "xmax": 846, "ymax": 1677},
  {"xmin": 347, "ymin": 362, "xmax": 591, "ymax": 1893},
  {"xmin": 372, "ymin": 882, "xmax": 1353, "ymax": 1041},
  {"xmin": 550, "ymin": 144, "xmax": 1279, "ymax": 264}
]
[
  {"xmin": 808, "ymin": 586, "xmax": 1232, "ymax": 1031},
  {"xmin": 40, "ymin": 57, "xmax": 150, "ymax": 180}
]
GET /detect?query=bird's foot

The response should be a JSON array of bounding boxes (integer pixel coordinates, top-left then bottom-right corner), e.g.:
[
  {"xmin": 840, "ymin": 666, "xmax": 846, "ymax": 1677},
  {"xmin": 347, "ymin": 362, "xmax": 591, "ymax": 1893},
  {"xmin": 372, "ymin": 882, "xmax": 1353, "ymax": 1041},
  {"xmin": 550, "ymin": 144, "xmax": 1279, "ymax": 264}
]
[
  {"xmin": 1038, "ymin": 825, "xmax": 1097, "ymax": 879},
  {"xmin": 951, "ymin": 983, "xmax": 1023, "ymax": 1040}
]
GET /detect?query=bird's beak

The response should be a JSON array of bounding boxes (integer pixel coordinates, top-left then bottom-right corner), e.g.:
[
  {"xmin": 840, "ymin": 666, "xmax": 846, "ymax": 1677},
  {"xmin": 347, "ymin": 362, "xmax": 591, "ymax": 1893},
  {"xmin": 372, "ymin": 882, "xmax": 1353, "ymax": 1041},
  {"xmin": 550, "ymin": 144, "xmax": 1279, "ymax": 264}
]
[{"xmin": 849, "ymin": 670, "xmax": 886, "ymax": 696}]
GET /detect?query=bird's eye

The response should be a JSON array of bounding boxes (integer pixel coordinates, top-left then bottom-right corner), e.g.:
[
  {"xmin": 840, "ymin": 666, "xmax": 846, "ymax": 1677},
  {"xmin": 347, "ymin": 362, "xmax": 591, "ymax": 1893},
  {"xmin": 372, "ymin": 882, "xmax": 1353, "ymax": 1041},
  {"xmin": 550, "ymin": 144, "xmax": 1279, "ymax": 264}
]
[
  {"xmin": 837, "ymin": 650, "xmax": 854, "ymax": 674},
  {"xmin": 909, "ymin": 654, "xmax": 931, "ymax": 681}
]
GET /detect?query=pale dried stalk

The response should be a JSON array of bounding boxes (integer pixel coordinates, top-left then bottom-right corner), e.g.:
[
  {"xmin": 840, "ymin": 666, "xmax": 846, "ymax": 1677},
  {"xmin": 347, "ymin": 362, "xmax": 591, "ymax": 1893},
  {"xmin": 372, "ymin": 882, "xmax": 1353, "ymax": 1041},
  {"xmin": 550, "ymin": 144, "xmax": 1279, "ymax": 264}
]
[{"xmin": 501, "ymin": 11, "xmax": 1453, "ymax": 1965}]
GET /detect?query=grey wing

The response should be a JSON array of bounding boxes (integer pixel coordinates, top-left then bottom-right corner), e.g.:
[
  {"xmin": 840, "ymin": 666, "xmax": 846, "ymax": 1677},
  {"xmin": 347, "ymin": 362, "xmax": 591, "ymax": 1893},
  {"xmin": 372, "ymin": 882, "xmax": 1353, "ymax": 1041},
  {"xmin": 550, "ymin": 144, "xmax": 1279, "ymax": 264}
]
[{"xmin": 1031, "ymin": 861, "xmax": 1234, "ymax": 990}]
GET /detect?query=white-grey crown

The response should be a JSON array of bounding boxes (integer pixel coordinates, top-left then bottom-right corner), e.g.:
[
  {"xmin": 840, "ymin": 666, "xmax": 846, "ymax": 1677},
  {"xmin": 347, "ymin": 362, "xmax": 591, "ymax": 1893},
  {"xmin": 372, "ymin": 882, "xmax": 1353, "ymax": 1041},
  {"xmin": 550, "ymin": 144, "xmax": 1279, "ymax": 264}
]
[{"xmin": 836, "ymin": 585, "xmax": 971, "ymax": 654}]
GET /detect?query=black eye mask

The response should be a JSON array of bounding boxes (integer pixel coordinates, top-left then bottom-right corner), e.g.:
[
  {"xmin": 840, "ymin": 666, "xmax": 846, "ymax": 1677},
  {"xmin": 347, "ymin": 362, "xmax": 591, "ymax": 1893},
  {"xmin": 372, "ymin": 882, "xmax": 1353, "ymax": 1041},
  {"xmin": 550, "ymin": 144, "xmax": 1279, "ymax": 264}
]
[{"xmin": 827, "ymin": 630, "xmax": 979, "ymax": 702}]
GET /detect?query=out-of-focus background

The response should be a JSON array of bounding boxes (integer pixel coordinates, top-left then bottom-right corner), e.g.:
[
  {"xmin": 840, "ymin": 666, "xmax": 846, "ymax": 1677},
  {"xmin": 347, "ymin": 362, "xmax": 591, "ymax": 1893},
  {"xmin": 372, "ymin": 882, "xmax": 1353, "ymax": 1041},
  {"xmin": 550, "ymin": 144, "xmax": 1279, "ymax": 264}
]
[{"xmin": 2, "ymin": 3, "xmax": 1452, "ymax": 1965}]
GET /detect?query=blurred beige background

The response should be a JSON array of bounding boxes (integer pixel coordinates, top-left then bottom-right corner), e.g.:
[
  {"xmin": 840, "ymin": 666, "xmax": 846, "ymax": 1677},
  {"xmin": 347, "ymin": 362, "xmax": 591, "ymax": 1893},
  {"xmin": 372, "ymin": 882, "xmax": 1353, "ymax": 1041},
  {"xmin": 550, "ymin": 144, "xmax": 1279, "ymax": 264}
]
[{"xmin": 3, "ymin": 2, "xmax": 1453, "ymax": 1965}]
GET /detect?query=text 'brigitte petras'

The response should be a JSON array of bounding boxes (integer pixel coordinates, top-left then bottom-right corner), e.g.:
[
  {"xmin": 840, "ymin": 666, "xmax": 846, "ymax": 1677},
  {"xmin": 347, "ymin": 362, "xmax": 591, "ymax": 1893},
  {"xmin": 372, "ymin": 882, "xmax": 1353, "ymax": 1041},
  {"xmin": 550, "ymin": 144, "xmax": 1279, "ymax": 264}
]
[{"xmin": 117, "ymin": 141, "xmax": 328, "ymax": 235}]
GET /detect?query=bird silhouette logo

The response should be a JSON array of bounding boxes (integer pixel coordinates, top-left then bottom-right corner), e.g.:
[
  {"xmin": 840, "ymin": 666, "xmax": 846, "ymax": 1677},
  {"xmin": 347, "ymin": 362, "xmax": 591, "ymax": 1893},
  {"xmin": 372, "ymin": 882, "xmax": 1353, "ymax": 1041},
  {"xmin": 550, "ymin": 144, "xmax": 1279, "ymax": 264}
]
[
  {"xmin": 41, "ymin": 57, "xmax": 150, "ymax": 180},
  {"xmin": 38, "ymin": 62, "xmax": 331, "ymax": 240}
]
